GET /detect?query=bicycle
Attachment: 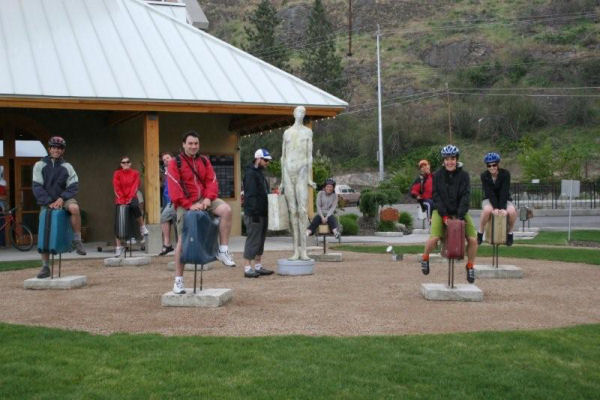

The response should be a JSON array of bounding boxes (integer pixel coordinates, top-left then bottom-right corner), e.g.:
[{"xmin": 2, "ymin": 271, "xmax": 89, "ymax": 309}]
[{"xmin": 0, "ymin": 207, "xmax": 34, "ymax": 251}]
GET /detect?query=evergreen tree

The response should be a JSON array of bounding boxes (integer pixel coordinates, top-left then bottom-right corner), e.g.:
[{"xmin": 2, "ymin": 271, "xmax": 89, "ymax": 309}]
[
  {"xmin": 243, "ymin": 0, "xmax": 289, "ymax": 71},
  {"xmin": 300, "ymin": 0, "xmax": 345, "ymax": 98}
]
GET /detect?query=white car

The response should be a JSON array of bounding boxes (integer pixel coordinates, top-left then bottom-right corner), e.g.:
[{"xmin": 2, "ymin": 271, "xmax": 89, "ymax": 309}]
[{"xmin": 335, "ymin": 184, "xmax": 360, "ymax": 206}]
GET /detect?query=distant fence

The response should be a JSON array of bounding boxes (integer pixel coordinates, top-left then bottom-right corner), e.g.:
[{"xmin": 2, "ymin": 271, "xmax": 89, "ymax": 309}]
[{"xmin": 470, "ymin": 182, "xmax": 599, "ymax": 209}]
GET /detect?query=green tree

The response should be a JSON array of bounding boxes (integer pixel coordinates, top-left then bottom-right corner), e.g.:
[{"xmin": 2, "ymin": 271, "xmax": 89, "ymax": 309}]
[
  {"xmin": 300, "ymin": 0, "xmax": 345, "ymax": 97},
  {"xmin": 517, "ymin": 142, "xmax": 555, "ymax": 182},
  {"xmin": 243, "ymin": 0, "xmax": 289, "ymax": 70}
]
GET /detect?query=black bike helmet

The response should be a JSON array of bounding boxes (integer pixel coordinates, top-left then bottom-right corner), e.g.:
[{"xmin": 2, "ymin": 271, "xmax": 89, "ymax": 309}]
[
  {"xmin": 48, "ymin": 136, "xmax": 66, "ymax": 149},
  {"xmin": 324, "ymin": 178, "xmax": 336, "ymax": 187}
]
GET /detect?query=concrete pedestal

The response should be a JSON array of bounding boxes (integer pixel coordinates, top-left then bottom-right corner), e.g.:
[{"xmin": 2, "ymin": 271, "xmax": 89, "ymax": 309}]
[
  {"xmin": 421, "ymin": 283, "xmax": 483, "ymax": 302},
  {"xmin": 374, "ymin": 231, "xmax": 403, "ymax": 237},
  {"xmin": 391, "ymin": 254, "xmax": 403, "ymax": 261},
  {"xmin": 308, "ymin": 252, "xmax": 343, "ymax": 262},
  {"xmin": 24, "ymin": 275, "xmax": 87, "ymax": 290},
  {"xmin": 167, "ymin": 261, "xmax": 215, "ymax": 271},
  {"xmin": 416, "ymin": 253, "xmax": 445, "ymax": 263},
  {"xmin": 474, "ymin": 264, "xmax": 523, "ymax": 279},
  {"xmin": 161, "ymin": 288, "xmax": 233, "ymax": 307},
  {"xmin": 145, "ymin": 224, "xmax": 163, "ymax": 254},
  {"xmin": 277, "ymin": 259, "xmax": 315, "ymax": 275},
  {"xmin": 104, "ymin": 256, "xmax": 151, "ymax": 267},
  {"xmin": 412, "ymin": 228, "xmax": 429, "ymax": 234}
]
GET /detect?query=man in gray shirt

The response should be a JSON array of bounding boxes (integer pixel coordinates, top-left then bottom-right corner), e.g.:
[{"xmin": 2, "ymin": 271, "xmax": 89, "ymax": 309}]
[{"xmin": 306, "ymin": 178, "xmax": 340, "ymax": 238}]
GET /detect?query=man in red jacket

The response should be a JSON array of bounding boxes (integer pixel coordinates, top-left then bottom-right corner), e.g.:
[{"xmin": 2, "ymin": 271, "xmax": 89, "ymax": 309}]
[
  {"xmin": 410, "ymin": 159, "xmax": 433, "ymax": 218},
  {"xmin": 167, "ymin": 131, "xmax": 236, "ymax": 294}
]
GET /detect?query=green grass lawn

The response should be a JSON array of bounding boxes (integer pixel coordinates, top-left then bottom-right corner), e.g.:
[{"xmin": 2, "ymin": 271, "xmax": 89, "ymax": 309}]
[
  {"xmin": 1, "ymin": 323, "xmax": 599, "ymax": 399},
  {"xmin": 517, "ymin": 230, "xmax": 600, "ymax": 246},
  {"xmin": 0, "ymin": 260, "xmax": 39, "ymax": 272},
  {"xmin": 334, "ymin": 244, "xmax": 600, "ymax": 265}
]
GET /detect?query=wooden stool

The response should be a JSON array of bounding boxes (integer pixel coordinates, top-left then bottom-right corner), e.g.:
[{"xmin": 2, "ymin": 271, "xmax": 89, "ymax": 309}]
[
  {"xmin": 315, "ymin": 224, "xmax": 342, "ymax": 254},
  {"xmin": 485, "ymin": 215, "xmax": 508, "ymax": 268}
]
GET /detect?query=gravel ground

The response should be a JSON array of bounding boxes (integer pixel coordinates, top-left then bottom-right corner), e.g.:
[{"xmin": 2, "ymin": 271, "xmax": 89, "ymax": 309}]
[{"xmin": 1, "ymin": 251, "xmax": 599, "ymax": 336}]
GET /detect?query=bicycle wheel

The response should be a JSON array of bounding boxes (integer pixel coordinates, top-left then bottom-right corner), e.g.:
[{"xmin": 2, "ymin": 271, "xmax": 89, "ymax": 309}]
[{"xmin": 10, "ymin": 223, "xmax": 34, "ymax": 251}]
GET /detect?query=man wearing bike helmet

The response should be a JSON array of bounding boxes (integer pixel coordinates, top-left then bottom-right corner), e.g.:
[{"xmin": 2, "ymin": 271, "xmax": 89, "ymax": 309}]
[
  {"xmin": 478, "ymin": 152, "xmax": 517, "ymax": 246},
  {"xmin": 33, "ymin": 136, "xmax": 86, "ymax": 278},
  {"xmin": 420, "ymin": 144, "xmax": 478, "ymax": 283}
]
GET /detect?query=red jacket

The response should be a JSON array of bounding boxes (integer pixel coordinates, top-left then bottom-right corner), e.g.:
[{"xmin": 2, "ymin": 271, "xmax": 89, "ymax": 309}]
[
  {"xmin": 167, "ymin": 153, "xmax": 218, "ymax": 210},
  {"xmin": 410, "ymin": 173, "xmax": 433, "ymax": 200},
  {"xmin": 113, "ymin": 168, "xmax": 140, "ymax": 205}
]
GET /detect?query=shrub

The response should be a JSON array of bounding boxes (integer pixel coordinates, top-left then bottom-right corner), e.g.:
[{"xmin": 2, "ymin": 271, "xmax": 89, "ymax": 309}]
[
  {"xmin": 358, "ymin": 190, "xmax": 387, "ymax": 218},
  {"xmin": 377, "ymin": 220, "xmax": 396, "ymax": 232},
  {"xmin": 339, "ymin": 214, "xmax": 359, "ymax": 235},
  {"xmin": 398, "ymin": 211, "xmax": 413, "ymax": 230}
]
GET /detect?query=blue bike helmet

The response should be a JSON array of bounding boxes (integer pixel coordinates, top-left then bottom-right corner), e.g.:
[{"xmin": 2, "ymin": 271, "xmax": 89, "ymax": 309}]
[
  {"xmin": 440, "ymin": 144, "xmax": 459, "ymax": 158},
  {"xmin": 483, "ymin": 152, "xmax": 501, "ymax": 164}
]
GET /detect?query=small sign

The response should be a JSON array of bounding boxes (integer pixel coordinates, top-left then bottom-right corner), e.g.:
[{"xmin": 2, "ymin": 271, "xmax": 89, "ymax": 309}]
[
  {"xmin": 531, "ymin": 179, "xmax": 540, "ymax": 184},
  {"xmin": 561, "ymin": 180, "xmax": 580, "ymax": 198}
]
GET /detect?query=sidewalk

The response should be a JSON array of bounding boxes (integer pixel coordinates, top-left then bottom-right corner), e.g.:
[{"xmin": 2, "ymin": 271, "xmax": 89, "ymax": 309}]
[{"xmin": 0, "ymin": 234, "xmax": 431, "ymax": 262}]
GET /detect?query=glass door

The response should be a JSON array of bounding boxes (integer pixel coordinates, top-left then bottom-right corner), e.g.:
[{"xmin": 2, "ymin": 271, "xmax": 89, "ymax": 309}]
[{"xmin": 14, "ymin": 158, "xmax": 40, "ymax": 238}]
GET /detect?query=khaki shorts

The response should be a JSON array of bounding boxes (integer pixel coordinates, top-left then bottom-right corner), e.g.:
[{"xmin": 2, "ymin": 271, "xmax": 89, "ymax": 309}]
[
  {"xmin": 482, "ymin": 199, "xmax": 515, "ymax": 210},
  {"xmin": 176, "ymin": 198, "xmax": 226, "ymax": 238}
]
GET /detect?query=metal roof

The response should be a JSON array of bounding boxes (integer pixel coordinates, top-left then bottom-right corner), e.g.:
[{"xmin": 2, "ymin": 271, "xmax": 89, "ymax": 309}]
[{"xmin": 0, "ymin": 0, "xmax": 347, "ymax": 110}]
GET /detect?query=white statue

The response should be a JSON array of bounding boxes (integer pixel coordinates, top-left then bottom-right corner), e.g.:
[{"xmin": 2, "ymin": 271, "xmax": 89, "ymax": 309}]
[{"xmin": 281, "ymin": 106, "xmax": 316, "ymax": 260}]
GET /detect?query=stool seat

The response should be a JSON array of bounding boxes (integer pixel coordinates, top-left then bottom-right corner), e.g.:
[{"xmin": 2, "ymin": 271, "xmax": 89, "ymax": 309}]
[{"xmin": 318, "ymin": 224, "xmax": 330, "ymax": 235}]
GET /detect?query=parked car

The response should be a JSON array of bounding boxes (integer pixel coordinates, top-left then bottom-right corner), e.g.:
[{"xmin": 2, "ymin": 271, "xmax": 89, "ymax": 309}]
[{"xmin": 335, "ymin": 184, "xmax": 360, "ymax": 206}]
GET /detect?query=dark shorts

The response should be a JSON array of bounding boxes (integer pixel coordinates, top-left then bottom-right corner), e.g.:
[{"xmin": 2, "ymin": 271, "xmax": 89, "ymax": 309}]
[{"xmin": 243, "ymin": 215, "xmax": 268, "ymax": 260}]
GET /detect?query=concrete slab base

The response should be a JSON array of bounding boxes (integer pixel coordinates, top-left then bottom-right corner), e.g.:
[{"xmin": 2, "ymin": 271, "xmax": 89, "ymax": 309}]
[
  {"xmin": 391, "ymin": 254, "xmax": 403, "ymax": 261},
  {"xmin": 167, "ymin": 261, "xmax": 215, "ymax": 271},
  {"xmin": 104, "ymin": 256, "xmax": 151, "ymax": 267},
  {"xmin": 412, "ymin": 228, "xmax": 429, "ymax": 234},
  {"xmin": 421, "ymin": 283, "xmax": 483, "ymax": 302},
  {"xmin": 24, "ymin": 275, "xmax": 87, "ymax": 290},
  {"xmin": 416, "ymin": 253, "xmax": 445, "ymax": 263},
  {"xmin": 309, "ymin": 252, "xmax": 343, "ymax": 262},
  {"xmin": 161, "ymin": 288, "xmax": 233, "ymax": 307},
  {"xmin": 277, "ymin": 258, "xmax": 315, "ymax": 275},
  {"xmin": 474, "ymin": 264, "xmax": 523, "ymax": 279}
]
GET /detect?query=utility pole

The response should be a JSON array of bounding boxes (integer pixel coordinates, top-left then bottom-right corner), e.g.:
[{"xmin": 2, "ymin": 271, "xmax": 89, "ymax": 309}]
[
  {"xmin": 446, "ymin": 82, "xmax": 453, "ymax": 143},
  {"xmin": 377, "ymin": 24, "xmax": 384, "ymax": 181},
  {"xmin": 347, "ymin": 0, "xmax": 353, "ymax": 56}
]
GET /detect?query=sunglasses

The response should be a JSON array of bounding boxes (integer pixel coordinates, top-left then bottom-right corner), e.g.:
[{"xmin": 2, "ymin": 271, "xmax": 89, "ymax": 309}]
[
  {"xmin": 262, "ymin": 159, "xmax": 271, "ymax": 162},
  {"xmin": 121, "ymin": 160, "xmax": 131, "ymax": 164},
  {"xmin": 487, "ymin": 163, "xmax": 498, "ymax": 168}
]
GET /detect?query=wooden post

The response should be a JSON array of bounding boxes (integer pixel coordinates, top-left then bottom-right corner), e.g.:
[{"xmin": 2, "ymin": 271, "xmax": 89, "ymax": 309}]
[{"xmin": 143, "ymin": 112, "xmax": 160, "ymax": 224}]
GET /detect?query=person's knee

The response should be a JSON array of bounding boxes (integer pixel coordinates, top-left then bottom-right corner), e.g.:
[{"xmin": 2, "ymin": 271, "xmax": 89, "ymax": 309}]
[
  {"xmin": 68, "ymin": 203, "xmax": 80, "ymax": 215},
  {"xmin": 482, "ymin": 205, "xmax": 493, "ymax": 214},
  {"xmin": 214, "ymin": 203, "xmax": 232, "ymax": 218},
  {"xmin": 467, "ymin": 237, "xmax": 477, "ymax": 246}
]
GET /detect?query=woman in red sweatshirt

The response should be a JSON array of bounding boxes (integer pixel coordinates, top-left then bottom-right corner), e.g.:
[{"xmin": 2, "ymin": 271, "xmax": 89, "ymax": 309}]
[{"xmin": 113, "ymin": 156, "xmax": 148, "ymax": 256}]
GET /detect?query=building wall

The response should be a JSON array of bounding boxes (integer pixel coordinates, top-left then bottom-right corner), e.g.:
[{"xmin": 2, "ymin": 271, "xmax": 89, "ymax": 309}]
[{"xmin": 4, "ymin": 109, "xmax": 241, "ymax": 241}]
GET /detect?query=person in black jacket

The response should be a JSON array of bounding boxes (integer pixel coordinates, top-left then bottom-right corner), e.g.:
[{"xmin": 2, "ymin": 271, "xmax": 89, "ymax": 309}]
[
  {"xmin": 478, "ymin": 152, "xmax": 517, "ymax": 246},
  {"xmin": 242, "ymin": 148, "xmax": 275, "ymax": 278},
  {"xmin": 420, "ymin": 145, "xmax": 478, "ymax": 283}
]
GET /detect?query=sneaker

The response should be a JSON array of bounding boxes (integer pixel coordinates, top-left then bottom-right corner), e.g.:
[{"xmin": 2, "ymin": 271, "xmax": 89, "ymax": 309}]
[
  {"xmin": 36, "ymin": 266, "xmax": 50, "ymax": 279},
  {"xmin": 506, "ymin": 233, "xmax": 514, "ymax": 247},
  {"xmin": 466, "ymin": 265, "xmax": 475, "ymax": 283},
  {"xmin": 255, "ymin": 267, "xmax": 274, "ymax": 276},
  {"xmin": 477, "ymin": 232, "xmax": 483, "ymax": 245},
  {"xmin": 420, "ymin": 258, "xmax": 430, "ymax": 275},
  {"xmin": 334, "ymin": 229, "xmax": 341, "ymax": 240},
  {"xmin": 217, "ymin": 250, "xmax": 236, "ymax": 267},
  {"xmin": 244, "ymin": 269, "xmax": 260, "ymax": 278},
  {"xmin": 129, "ymin": 237, "xmax": 137, "ymax": 244},
  {"xmin": 305, "ymin": 229, "xmax": 312, "ymax": 237},
  {"xmin": 159, "ymin": 245, "xmax": 174, "ymax": 256},
  {"xmin": 140, "ymin": 225, "xmax": 149, "ymax": 236},
  {"xmin": 114, "ymin": 246, "xmax": 124, "ymax": 257},
  {"xmin": 72, "ymin": 240, "xmax": 87, "ymax": 255},
  {"xmin": 173, "ymin": 280, "xmax": 186, "ymax": 294}
]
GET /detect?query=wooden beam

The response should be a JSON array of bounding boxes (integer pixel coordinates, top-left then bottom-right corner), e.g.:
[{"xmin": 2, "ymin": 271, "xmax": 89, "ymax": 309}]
[
  {"xmin": 143, "ymin": 113, "xmax": 160, "ymax": 224},
  {"xmin": 0, "ymin": 97, "xmax": 345, "ymax": 117},
  {"xmin": 106, "ymin": 111, "xmax": 142, "ymax": 126}
]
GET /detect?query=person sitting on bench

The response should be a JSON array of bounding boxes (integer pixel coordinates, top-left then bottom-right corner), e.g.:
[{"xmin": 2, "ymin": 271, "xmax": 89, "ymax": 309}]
[
  {"xmin": 420, "ymin": 145, "xmax": 478, "ymax": 283},
  {"xmin": 306, "ymin": 178, "xmax": 340, "ymax": 239},
  {"xmin": 478, "ymin": 152, "xmax": 517, "ymax": 246}
]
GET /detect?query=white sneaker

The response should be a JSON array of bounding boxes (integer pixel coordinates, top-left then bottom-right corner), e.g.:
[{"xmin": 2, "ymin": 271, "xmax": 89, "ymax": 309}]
[
  {"xmin": 115, "ymin": 247, "xmax": 124, "ymax": 257},
  {"xmin": 141, "ymin": 225, "xmax": 149, "ymax": 236},
  {"xmin": 173, "ymin": 280, "xmax": 186, "ymax": 294},
  {"xmin": 216, "ymin": 250, "xmax": 236, "ymax": 267},
  {"xmin": 129, "ymin": 237, "xmax": 137, "ymax": 244}
]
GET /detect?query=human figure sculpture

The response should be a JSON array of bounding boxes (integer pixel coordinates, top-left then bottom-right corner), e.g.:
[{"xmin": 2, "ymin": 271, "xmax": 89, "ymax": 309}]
[{"xmin": 280, "ymin": 106, "xmax": 317, "ymax": 260}]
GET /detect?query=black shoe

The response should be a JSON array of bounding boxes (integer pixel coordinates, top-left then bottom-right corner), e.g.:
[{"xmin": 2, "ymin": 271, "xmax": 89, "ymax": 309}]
[
  {"xmin": 244, "ymin": 269, "xmax": 260, "ymax": 278},
  {"xmin": 36, "ymin": 266, "xmax": 50, "ymax": 279},
  {"xmin": 420, "ymin": 258, "xmax": 430, "ymax": 275},
  {"xmin": 159, "ymin": 245, "xmax": 174, "ymax": 256},
  {"xmin": 506, "ymin": 233, "xmax": 514, "ymax": 247},
  {"xmin": 255, "ymin": 268, "xmax": 274, "ymax": 276},
  {"xmin": 477, "ymin": 232, "xmax": 483, "ymax": 245},
  {"xmin": 466, "ymin": 266, "xmax": 475, "ymax": 283}
]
